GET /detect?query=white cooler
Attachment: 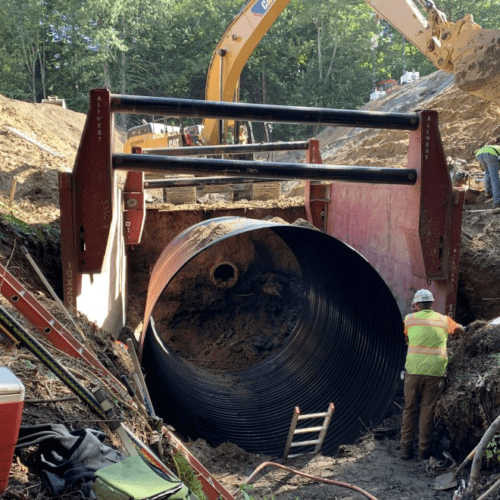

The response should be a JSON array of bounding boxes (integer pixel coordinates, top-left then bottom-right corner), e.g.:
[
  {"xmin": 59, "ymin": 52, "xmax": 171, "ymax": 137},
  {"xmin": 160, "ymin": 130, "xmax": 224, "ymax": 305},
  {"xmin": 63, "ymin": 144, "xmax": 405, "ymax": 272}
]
[{"xmin": 0, "ymin": 367, "xmax": 25, "ymax": 494}]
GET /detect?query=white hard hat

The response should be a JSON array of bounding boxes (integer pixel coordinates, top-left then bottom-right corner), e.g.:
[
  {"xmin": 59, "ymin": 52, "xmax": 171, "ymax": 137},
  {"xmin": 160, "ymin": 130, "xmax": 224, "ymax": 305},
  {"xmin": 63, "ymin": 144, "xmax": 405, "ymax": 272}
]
[{"xmin": 412, "ymin": 289, "xmax": 435, "ymax": 305}]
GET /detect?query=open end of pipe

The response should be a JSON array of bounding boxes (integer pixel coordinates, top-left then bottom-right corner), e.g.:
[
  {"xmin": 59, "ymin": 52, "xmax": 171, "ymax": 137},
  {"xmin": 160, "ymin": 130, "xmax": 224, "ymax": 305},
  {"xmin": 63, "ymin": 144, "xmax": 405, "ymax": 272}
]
[
  {"xmin": 210, "ymin": 261, "xmax": 239, "ymax": 289},
  {"xmin": 141, "ymin": 217, "xmax": 406, "ymax": 457}
]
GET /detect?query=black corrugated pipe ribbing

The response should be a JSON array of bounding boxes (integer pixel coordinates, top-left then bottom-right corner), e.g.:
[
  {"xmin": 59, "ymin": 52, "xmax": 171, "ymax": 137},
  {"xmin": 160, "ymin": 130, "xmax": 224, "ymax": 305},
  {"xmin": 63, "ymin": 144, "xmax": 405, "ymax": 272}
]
[{"xmin": 141, "ymin": 217, "xmax": 406, "ymax": 457}]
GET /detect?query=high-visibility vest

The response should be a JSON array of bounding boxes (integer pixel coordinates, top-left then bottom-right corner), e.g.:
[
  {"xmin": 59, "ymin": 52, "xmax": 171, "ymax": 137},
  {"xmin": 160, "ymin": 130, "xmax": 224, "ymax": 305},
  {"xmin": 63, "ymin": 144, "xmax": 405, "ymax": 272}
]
[
  {"xmin": 404, "ymin": 310, "xmax": 458, "ymax": 377},
  {"xmin": 475, "ymin": 145, "xmax": 500, "ymax": 157}
]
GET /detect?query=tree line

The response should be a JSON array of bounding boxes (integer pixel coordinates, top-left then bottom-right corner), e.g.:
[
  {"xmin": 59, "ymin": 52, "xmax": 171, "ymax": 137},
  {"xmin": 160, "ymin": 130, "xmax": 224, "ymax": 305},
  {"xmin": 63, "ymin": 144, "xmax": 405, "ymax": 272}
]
[{"xmin": 1, "ymin": 0, "xmax": 498, "ymax": 140}]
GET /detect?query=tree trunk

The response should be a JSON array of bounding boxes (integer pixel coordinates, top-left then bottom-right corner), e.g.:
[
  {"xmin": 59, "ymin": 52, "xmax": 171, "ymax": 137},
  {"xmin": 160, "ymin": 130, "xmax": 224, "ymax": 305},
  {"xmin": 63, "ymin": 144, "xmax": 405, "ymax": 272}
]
[
  {"xmin": 103, "ymin": 61, "xmax": 111, "ymax": 89},
  {"xmin": 118, "ymin": 17, "xmax": 127, "ymax": 129},
  {"xmin": 32, "ymin": 55, "xmax": 36, "ymax": 102},
  {"xmin": 38, "ymin": 35, "xmax": 47, "ymax": 100},
  {"xmin": 262, "ymin": 66, "xmax": 270, "ymax": 142},
  {"xmin": 103, "ymin": 43, "xmax": 111, "ymax": 89},
  {"xmin": 19, "ymin": 34, "xmax": 37, "ymax": 102},
  {"xmin": 324, "ymin": 19, "xmax": 338, "ymax": 83},
  {"xmin": 119, "ymin": 49, "xmax": 127, "ymax": 129},
  {"xmin": 372, "ymin": 48, "xmax": 376, "ymax": 91},
  {"xmin": 402, "ymin": 36, "xmax": 406, "ymax": 74},
  {"xmin": 314, "ymin": 19, "xmax": 323, "ymax": 82},
  {"xmin": 262, "ymin": 64, "xmax": 267, "ymax": 104}
]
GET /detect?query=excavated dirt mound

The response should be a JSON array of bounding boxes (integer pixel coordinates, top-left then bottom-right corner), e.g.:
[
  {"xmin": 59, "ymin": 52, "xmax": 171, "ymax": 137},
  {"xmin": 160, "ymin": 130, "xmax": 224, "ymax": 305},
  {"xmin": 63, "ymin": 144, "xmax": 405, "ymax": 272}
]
[
  {"xmin": 0, "ymin": 95, "xmax": 125, "ymax": 224},
  {"xmin": 459, "ymin": 207, "xmax": 500, "ymax": 320},
  {"xmin": 436, "ymin": 321, "xmax": 500, "ymax": 456},
  {"xmin": 0, "ymin": 95, "xmax": 84, "ymax": 224},
  {"xmin": 320, "ymin": 71, "xmax": 500, "ymax": 167}
]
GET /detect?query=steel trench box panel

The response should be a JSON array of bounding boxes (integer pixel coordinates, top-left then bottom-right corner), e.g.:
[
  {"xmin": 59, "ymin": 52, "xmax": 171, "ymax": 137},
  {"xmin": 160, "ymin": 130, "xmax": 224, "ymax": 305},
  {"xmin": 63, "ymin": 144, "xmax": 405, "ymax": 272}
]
[
  {"xmin": 324, "ymin": 110, "xmax": 462, "ymax": 317},
  {"xmin": 141, "ymin": 217, "xmax": 405, "ymax": 456}
]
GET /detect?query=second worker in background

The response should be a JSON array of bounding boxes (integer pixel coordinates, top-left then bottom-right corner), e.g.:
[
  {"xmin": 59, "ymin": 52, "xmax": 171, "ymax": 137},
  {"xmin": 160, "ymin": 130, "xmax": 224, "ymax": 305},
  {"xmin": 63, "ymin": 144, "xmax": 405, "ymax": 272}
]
[{"xmin": 475, "ymin": 142, "xmax": 500, "ymax": 209}]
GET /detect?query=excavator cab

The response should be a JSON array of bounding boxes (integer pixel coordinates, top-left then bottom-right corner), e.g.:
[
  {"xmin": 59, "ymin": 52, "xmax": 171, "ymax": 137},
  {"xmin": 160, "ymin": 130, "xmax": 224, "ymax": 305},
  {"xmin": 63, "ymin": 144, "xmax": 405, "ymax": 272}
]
[{"xmin": 124, "ymin": 117, "xmax": 204, "ymax": 152}]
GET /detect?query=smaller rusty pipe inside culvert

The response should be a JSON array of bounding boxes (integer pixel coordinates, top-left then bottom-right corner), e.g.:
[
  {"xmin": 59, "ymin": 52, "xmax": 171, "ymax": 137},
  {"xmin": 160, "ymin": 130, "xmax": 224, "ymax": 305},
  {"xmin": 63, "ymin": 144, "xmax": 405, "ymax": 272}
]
[
  {"xmin": 140, "ymin": 216, "xmax": 406, "ymax": 457},
  {"xmin": 210, "ymin": 261, "xmax": 239, "ymax": 289}
]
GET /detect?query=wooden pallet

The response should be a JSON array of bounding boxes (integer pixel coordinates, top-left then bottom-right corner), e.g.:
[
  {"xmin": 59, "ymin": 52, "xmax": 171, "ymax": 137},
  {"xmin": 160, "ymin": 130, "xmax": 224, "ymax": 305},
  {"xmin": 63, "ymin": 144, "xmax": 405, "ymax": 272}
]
[
  {"xmin": 165, "ymin": 186, "xmax": 197, "ymax": 204},
  {"xmin": 197, "ymin": 184, "xmax": 234, "ymax": 202},
  {"xmin": 252, "ymin": 182, "xmax": 282, "ymax": 201}
]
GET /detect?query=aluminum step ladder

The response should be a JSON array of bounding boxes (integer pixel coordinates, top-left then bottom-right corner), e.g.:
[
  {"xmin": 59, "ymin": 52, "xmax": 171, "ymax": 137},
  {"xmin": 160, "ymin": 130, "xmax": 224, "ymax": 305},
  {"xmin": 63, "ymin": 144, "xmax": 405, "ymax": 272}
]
[{"xmin": 283, "ymin": 403, "xmax": 335, "ymax": 459}]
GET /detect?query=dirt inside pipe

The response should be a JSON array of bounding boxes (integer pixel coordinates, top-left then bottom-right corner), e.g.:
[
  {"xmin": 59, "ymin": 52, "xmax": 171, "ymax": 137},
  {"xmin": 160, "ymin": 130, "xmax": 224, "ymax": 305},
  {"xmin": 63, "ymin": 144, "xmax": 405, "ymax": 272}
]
[{"xmin": 151, "ymin": 225, "xmax": 305, "ymax": 371}]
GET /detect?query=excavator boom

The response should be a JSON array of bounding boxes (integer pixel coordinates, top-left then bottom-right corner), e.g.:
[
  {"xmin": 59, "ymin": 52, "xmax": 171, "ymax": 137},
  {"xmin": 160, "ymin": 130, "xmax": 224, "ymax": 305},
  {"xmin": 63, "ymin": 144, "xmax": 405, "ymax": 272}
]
[
  {"xmin": 366, "ymin": 0, "xmax": 500, "ymax": 101},
  {"xmin": 201, "ymin": 0, "xmax": 291, "ymax": 145}
]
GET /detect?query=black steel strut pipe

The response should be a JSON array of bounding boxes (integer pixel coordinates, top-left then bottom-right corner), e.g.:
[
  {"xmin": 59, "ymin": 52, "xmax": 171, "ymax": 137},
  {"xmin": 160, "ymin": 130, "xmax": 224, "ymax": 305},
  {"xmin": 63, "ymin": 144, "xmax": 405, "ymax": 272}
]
[
  {"xmin": 113, "ymin": 154, "xmax": 418, "ymax": 185},
  {"xmin": 141, "ymin": 217, "xmax": 406, "ymax": 457},
  {"xmin": 144, "ymin": 177, "xmax": 283, "ymax": 189},
  {"xmin": 143, "ymin": 141, "xmax": 310, "ymax": 156},
  {"xmin": 111, "ymin": 94, "xmax": 420, "ymax": 130}
]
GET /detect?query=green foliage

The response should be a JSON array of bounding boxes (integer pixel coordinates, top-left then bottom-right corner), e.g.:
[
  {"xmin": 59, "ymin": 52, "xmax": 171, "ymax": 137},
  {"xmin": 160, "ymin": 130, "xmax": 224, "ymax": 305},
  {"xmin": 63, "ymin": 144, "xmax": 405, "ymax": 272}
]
[
  {"xmin": 0, "ymin": 210, "xmax": 45, "ymax": 242},
  {"xmin": 24, "ymin": 359, "xmax": 35, "ymax": 369},
  {"xmin": 0, "ymin": 201, "xmax": 59, "ymax": 242},
  {"xmin": 172, "ymin": 452, "xmax": 207, "ymax": 500},
  {"xmin": 488, "ymin": 353, "xmax": 500, "ymax": 366},
  {"xmin": 487, "ymin": 434, "xmax": 500, "ymax": 460},
  {"xmin": 239, "ymin": 484, "xmax": 258, "ymax": 500}
]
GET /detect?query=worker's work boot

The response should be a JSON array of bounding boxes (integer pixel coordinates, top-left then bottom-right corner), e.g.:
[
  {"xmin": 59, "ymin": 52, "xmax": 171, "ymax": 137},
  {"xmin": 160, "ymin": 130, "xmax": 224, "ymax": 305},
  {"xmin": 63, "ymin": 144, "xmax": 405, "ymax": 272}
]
[
  {"xmin": 417, "ymin": 449, "xmax": 431, "ymax": 462},
  {"xmin": 401, "ymin": 448, "xmax": 414, "ymax": 461}
]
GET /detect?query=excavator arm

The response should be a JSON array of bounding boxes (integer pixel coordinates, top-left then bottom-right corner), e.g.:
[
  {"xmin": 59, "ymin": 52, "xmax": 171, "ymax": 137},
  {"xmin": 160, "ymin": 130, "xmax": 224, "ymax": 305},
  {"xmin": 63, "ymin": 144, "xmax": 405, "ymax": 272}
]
[
  {"xmin": 201, "ymin": 0, "xmax": 291, "ymax": 145},
  {"xmin": 366, "ymin": 0, "xmax": 500, "ymax": 101}
]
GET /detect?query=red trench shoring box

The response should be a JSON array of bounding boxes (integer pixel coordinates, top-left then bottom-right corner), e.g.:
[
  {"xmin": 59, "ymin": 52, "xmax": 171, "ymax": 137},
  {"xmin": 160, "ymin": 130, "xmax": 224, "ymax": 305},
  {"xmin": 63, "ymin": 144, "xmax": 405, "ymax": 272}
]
[{"xmin": 0, "ymin": 367, "xmax": 25, "ymax": 493}]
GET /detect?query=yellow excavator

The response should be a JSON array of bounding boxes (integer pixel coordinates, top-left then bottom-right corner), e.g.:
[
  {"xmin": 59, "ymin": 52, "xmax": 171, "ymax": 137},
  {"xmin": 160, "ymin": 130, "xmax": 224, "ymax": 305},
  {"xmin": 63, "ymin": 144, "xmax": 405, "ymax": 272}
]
[{"xmin": 124, "ymin": 0, "xmax": 500, "ymax": 152}]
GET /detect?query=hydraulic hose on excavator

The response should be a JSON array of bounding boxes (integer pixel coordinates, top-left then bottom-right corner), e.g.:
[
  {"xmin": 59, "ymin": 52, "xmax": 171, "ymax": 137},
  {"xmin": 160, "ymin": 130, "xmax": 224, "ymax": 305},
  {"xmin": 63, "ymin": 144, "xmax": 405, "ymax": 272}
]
[{"xmin": 140, "ymin": 217, "xmax": 406, "ymax": 456}]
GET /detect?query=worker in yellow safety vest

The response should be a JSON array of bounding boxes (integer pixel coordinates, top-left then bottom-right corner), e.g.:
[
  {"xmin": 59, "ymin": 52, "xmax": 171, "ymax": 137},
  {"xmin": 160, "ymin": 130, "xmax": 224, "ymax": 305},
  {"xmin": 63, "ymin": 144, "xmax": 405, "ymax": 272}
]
[
  {"xmin": 474, "ymin": 143, "xmax": 500, "ymax": 208},
  {"xmin": 401, "ymin": 289, "xmax": 464, "ymax": 461}
]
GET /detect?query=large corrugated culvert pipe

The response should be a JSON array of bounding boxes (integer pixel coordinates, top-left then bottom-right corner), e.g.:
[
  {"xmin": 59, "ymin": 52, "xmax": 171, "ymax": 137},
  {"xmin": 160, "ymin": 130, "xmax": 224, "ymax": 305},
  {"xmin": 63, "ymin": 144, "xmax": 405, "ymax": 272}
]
[{"xmin": 141, "ymin": 216, "xmax": 406, "ymax": 456}]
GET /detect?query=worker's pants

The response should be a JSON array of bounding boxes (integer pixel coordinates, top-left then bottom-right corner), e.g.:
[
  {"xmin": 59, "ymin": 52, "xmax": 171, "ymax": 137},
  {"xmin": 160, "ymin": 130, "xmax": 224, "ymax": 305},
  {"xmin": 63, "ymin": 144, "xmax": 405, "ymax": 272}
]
[
  {"xmin": 401, "ymin": 373, "xmax": 442, "ymax": 458},
  {"xmin": 477, "ymin": 153, "xmax": 500, "ymax": 205}
]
